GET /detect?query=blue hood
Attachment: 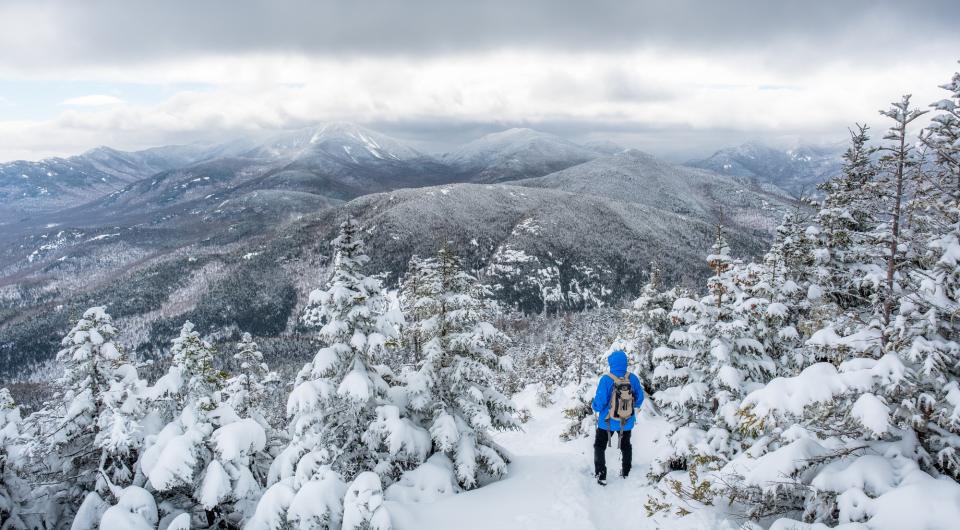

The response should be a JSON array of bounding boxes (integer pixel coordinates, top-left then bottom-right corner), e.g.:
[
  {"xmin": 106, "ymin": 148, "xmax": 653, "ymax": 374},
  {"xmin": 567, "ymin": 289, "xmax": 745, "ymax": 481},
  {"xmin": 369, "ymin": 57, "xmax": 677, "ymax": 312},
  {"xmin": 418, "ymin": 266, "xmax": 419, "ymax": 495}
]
[{"xmin": 607, "ymin": 350, "xmax": 628, "ymax": 377}]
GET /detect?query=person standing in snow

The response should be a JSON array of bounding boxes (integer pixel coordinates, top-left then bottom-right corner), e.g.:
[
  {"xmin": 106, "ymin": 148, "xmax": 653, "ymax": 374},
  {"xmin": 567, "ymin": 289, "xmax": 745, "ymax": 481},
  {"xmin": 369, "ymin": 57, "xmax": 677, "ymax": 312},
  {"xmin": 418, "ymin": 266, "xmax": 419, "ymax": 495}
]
[{"xmin": 591, "ymin": 350, "xmax": 644, "ymax": 485}]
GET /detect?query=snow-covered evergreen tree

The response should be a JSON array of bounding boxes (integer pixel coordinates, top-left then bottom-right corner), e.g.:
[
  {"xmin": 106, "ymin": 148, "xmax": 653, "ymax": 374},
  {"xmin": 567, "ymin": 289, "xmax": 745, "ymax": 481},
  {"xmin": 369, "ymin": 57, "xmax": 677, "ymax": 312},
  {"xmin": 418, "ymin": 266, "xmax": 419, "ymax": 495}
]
[
  {"xmin": 715, "ymin": 102, "xmax": 934, "ymax": 525},
  {"xmin": 921, "ymin": 65, "xmax": 960, "ymax": 185},
  {"xmin": 139, "ymin": 322, "xmax": 267, "ymax": 529},
  {"xmin": 560, "ymin": 314, "xmax": 593, "ymax": 386},
  {"xmin": 624, "ymin": 262, "xmax": 685, "ymax": 393},
  {"xmin": 0, "ymin": 388, "xmax": 37, "ymax": 530},
  {"xmin": 222, "ymin": 333, "xmax": 280, "ymax": 430},
  {"xmin": 398, "ymin": 254, "xmax": 440, "ymax": 368},
  {"xmin": 705, "ymin": 227, "xmax": 775, "ymax": 436},
  {"xmin": 802, "ymin": 125, "xmax": 885, "ymax": 367},
  {"xmin": 891, "ymin": 215, "xmax": 960, "ymax": 479},
  {"xmin": 247, "ymin": 218, "xmax": 419, "ymax": 530},
  {"xmin": 757, "ymin": 210, "xmax": 814, "ymax": 372},
  {"xmin": 813, "ymin": 124, "xmax": 880, "ymax": 301},
  {"xmin": 221, "ymin": 333, "xmax": 282, "ymax": 510},
  {"xmin": 874, "ymin": 95, "xmax": 929, "ymax": 337},
  {"xmin": 670, "ymin": 228, "xmax": 774, "ymax": 434},
  {"xmin": 30, "ymin": 307, "xmax": 149, "ymax": 526},
  {"xmin": 890, "ymin": 70, "xmax": 960, "ymax": 479},
  {"xmin": 649, "ymin": 227, "xmax": 775, "ymax": 477},
  {"xmin": 649, "ymin": 255, "xmax": 717, "ymax": 475},
  {"xmin": 170, "ymin": 321, "xmax": 223, "ymax": 408},
  {"xmin": 648, "ymin": 291, "xmax": 714, "ymax": 478},
  {"xmin": 404, "ymin": 248, "xmax": 518, "ymax": 489}
]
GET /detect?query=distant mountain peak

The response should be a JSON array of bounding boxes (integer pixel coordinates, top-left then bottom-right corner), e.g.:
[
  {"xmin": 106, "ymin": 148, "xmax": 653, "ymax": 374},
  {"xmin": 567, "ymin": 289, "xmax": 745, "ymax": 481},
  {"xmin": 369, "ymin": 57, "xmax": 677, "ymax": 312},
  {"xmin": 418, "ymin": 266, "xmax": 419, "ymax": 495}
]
[
  {"xmin": 492, "ymin": 127, "xmax": 545, "ymax": 137},
  {"xmin": 617, "ymin": 148, "xmax": 658, "ymax": 160},
  {"xmin": 252, "ymin": 122, "xmax": 424, "ymax": 163},
  {"xmin": 310, "ymin": 121, "xmax": 375, "ymax": 140},
  {"xmin": 81, "ymin": 145, "xmax": 123, "ymax": 157},
  {"xmin": 446, "ymin": 127, "xmax": 590, "ymax": 158},
  {"xmin": 442, "ymin": 127, "xmax": 601, "ymax": 183},
  {"xmin": 686, "ymin": 141, "xmax": 843, "ymax": 196},
  {"xmin": 581, "ymin": 139, "xmax": 625, "ymax": 155}
]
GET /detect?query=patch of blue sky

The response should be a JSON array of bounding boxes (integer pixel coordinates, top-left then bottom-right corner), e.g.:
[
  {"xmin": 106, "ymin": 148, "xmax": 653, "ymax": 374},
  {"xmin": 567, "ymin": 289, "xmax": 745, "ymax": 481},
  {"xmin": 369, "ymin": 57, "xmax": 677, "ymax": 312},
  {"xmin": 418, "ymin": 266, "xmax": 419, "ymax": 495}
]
[{"xmin": 0, "ymin": 79, "xmax": 211, "ymax": 120}]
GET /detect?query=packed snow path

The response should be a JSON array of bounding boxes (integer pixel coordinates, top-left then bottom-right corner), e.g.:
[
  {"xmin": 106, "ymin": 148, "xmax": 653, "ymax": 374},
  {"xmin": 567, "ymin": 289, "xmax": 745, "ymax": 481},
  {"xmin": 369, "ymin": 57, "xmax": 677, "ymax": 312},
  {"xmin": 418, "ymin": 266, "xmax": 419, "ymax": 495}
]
[{"xmin": 388, "ymin": 386, "xmax": 734, "ymax": 530}]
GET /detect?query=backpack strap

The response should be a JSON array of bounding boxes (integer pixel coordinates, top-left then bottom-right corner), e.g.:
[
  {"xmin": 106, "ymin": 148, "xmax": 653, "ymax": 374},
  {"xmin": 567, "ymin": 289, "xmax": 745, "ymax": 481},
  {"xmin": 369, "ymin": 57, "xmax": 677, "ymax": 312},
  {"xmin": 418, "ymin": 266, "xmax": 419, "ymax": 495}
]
[{"xmin": 607, "ymin": 372, "xmax": 624, "ymax": 384}]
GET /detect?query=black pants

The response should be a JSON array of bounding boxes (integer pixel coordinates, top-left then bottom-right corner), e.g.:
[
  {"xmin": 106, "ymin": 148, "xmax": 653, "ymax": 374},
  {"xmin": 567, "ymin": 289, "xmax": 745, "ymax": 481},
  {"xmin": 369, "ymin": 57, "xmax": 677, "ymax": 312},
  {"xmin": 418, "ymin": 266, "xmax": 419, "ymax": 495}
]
[{"xmin": 594, "ymin": 428, "xmax": 632, "ymax": 479}]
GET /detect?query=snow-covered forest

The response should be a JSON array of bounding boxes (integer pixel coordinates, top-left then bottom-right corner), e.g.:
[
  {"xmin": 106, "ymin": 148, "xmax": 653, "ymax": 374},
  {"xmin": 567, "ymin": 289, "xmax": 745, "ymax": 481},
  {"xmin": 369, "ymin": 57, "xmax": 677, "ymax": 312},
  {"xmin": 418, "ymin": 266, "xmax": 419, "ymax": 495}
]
[{"xmin": 2, "ymin": 62, "xmax": 960, "ymax": 530}]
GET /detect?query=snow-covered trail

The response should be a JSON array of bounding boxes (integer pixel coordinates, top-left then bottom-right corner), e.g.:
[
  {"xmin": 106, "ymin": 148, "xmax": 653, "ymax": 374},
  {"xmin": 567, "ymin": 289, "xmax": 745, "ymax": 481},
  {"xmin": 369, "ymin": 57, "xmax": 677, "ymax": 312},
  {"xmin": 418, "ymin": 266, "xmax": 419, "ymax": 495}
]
[{"xmin": 388, "ymin": 386, "xmax": 730, "ymax": 530}]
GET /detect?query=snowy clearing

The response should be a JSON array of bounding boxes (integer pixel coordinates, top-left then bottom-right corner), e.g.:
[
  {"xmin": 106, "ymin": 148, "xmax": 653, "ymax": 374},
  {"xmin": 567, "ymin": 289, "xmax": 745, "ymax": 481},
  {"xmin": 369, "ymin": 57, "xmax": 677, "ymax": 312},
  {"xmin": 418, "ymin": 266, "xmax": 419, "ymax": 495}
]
[{"xmin": 388, "ymin": 385, "xmax": 736, "ymax": 530}]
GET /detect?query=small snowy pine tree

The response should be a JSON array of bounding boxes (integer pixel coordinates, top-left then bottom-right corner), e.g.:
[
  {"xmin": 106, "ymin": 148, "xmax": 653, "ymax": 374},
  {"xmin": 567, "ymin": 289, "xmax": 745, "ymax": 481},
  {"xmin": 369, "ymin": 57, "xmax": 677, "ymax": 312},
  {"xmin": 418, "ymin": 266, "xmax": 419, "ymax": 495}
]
[
  {"xmin": 31, "ymin": 307, "xmax": 148, "ymax": 525},
  {"xmin": 890, "ymin": 70, "xmax": 960, "ymax": 479},
  {"xmin": 624, "ymin": 262, "xmax": 685, "ymax": 393},
  {"xmin": 222, "ymin": 333, "xmax": 281, "ymax": 430},
  {"xmin": 0, "ymin": 388, "xmax": 37, "ymax": 530},
  {"xmin": 398, "ymin": 255, "xmax": 440, "ymax": 368},
  {"xmin": 248, "ymin": 219, "xmax": 420, "ymax": 530},
  {"xmin": 139, "ymin": 322, "xmax": 267, "ymax": 529},
  {"xmin": 404, "ymin": 248, "xmax": 518, "ymax": 489}
]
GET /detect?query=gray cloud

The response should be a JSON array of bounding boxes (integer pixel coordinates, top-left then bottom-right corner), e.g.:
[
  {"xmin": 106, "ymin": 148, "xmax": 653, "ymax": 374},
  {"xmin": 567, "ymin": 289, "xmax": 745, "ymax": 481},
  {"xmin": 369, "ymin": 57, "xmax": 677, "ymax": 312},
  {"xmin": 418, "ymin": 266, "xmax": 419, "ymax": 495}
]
[
  {"xmin": 0, "ymin": 0, "xmax": 955, "ymax": 72},
  {"xmin": 0, "ymin": 1, "xmax": 956, "ymax": 162}
]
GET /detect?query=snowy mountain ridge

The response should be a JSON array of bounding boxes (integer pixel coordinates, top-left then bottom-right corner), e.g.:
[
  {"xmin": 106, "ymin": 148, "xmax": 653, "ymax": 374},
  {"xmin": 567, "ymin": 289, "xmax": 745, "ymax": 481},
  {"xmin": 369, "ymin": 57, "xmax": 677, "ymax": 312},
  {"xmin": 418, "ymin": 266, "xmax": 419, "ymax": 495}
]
[
  {"xmin": 517, "ymin": 149, "xmax": 791, "ymax": 232},
  {"xmin": 246, "ymin": 122, "xmax": 426, "ymax": 163},
  {"xmin": 0, "ymin": 143, "xmax": 230, "ymax": 215},
  {"xmin": 441, "ymin": 127, "xmax": 607, "ymax": 183},
  {"xmin": 685, "ymin": 141, "xmax": 844, "ymax": 196}
]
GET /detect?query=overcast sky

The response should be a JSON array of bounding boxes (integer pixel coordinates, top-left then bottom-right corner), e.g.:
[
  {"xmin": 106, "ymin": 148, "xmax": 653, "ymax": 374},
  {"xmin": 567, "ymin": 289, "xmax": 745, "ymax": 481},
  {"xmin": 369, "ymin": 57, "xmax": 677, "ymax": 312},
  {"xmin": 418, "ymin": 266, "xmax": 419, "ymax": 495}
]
[{"xmin": 0, "ymin": 0, "xmax": 957, "ymax": 162}]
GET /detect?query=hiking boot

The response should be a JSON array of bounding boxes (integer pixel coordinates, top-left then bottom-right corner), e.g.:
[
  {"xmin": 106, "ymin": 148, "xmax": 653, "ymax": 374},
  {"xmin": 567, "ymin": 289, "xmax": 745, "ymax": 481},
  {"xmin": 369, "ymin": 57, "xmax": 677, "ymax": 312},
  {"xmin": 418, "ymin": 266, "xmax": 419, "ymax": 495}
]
[
  {"xmin": 596, "ymin": 473, "xmax": 607, "ymax": 486},
  {"xmin": 621, "ymin": 469, "xmax": 630, "ymax": 479}
]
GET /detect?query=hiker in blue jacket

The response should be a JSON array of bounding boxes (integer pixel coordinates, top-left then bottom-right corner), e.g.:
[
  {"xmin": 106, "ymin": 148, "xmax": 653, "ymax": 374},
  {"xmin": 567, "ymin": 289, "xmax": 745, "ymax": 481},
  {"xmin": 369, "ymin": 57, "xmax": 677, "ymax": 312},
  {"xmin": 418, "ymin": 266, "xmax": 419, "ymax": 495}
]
[{"xmin": 592, "ymin": 350, "xmax": 644, "ymax": 485}]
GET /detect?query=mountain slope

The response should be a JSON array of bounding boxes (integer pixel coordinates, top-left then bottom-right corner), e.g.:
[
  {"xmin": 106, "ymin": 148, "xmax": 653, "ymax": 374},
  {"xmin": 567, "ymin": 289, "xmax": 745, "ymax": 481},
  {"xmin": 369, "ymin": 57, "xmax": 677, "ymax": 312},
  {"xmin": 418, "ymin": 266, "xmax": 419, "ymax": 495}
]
[
  {"xmin": 296, "ymin": 182, "xmax": 774, "ymax": 312},
  {"xmin": 517, "ymin": 149, "xmax": 792, "ymax": 233},
  {"xmin": 442, "ymin": 128, "xmax": 603, "ymax": 183}
]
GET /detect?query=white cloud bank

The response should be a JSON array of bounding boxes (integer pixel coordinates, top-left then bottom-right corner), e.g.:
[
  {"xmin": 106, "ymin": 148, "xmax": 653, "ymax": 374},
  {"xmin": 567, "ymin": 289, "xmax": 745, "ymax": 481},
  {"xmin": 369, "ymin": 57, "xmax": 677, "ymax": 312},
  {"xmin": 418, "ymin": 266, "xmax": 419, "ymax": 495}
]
[
  {"xmin": 0, "ymin": 0, "xmax": 956, "ymax": 161},
  {"xmin": 1, "ymin": 49, "xmax": 955, "ymax": 161}
]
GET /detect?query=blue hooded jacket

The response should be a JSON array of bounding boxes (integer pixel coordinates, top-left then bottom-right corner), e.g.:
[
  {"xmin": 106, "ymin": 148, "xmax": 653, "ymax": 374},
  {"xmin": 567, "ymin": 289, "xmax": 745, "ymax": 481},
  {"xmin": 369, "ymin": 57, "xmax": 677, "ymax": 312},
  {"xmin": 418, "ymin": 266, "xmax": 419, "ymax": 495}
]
[{"xmin": 592, "ymin": 350, "xmax": 644, "ymax": 431}]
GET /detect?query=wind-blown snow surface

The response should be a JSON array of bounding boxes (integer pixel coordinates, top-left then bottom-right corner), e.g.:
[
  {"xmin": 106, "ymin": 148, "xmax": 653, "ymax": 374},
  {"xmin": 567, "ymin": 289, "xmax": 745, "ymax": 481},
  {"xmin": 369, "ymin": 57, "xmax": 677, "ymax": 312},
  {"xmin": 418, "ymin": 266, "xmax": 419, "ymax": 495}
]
[{"xmin": 386, "ymin": 385, "xmax": 736, "ymax": 530}]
